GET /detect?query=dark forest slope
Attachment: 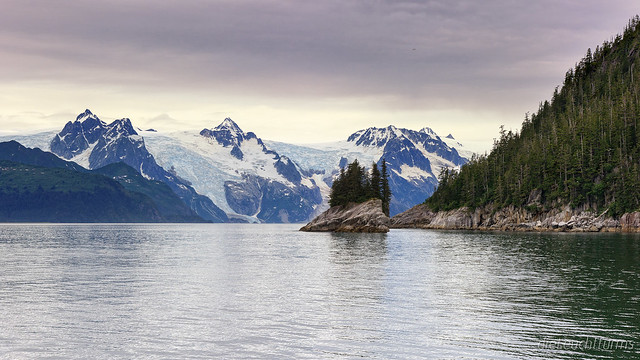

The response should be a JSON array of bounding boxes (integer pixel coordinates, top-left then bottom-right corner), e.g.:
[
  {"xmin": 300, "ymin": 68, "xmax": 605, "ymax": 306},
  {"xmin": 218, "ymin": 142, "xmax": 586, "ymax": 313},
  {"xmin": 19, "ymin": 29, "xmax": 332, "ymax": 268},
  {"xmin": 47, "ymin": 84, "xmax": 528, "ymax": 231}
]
[
  {"xmin": 0, "ymin": 141, "xmax": 204, "ymax": 222},
  {"xmin": 0, "ymin": 160, "xmax": 164, "ymax": 222},
  {"xmin": 427, "ymin": 16, "xmax": 640, "ymax": 217}
]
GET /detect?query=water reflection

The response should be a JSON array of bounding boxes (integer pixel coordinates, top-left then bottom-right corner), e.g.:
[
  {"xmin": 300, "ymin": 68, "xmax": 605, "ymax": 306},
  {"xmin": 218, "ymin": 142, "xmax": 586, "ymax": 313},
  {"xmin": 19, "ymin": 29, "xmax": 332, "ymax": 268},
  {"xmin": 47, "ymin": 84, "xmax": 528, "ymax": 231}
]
[
  {"xmin": 427, "ymin": 231, "xmax": 640, "ymax": 359},
  {"xmin": 315, "ymin": 232, "xmax": 388, "ymax": 357},
  {"xmin": 328, "ymin": 232, "xmax": 388, "ymax": 263},
  {"xmin": 0, "ymin": 225, "xmax": 639, "ymax": 359}
]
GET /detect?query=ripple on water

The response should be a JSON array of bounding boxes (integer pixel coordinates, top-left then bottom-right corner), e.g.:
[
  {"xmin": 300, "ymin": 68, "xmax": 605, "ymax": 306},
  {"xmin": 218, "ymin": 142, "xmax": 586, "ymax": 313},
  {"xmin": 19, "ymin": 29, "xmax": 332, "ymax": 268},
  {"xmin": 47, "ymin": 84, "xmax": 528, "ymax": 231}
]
[{"xmin": 0, "ymin": 224, "xmax": 638, "ymax": 359}]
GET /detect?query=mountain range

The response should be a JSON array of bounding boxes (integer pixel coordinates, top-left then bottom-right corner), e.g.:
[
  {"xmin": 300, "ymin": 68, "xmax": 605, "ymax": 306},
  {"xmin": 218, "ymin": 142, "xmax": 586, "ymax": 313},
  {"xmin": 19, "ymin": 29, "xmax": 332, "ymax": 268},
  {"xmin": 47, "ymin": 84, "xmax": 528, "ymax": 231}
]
[
  {"xmin": 0, "ymin": 110, "xmax": 472, "ymax": 222},
  {"xmin": 48, "ymin": 109, "xmax": 228, "ymax": 222}
]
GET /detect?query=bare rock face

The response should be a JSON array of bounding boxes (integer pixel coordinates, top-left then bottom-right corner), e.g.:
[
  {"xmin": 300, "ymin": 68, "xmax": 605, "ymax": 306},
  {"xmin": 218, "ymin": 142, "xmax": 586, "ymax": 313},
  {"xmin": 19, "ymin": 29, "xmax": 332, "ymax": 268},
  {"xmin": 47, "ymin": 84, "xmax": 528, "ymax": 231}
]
[
  {"xmin": 391, "ymin": 203, "xmax": 624, "ymax": 232},
  {"xmin": 391, "ymin": 203, "xmax": 435, "ymax": 228},
  {"xmin": 300, "ymin": 199, "xmax": 390, "ymax": 233},
  {"xmin": 620, "ymin": 212, "xmax": 640, "ymax": 232}
]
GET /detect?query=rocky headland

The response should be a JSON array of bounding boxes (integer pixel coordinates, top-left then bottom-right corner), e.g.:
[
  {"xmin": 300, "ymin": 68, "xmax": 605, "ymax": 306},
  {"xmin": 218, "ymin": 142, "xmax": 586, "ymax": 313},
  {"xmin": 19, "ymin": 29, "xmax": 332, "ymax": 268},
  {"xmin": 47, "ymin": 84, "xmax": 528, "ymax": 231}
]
[
  {"xmin": 392, "ymin": 203, "xmax": 640, "ymax": 232},
  {"xmin": 300, "ymin": 199, "xmax": 390, "ymax": 233}
]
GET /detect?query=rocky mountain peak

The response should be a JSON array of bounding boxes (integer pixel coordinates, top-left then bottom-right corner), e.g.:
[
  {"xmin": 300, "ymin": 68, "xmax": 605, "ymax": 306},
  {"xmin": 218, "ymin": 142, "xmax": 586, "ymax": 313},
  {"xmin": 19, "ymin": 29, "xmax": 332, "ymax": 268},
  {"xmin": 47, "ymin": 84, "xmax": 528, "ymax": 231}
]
[
  {"xmin": 347, "ymin": 126, "xmax": 398, "ymax": 147},
  {"xmin": 215, "ymin": 118, "xmax": 244, "ymax": 135},
  {"xmin": 200, "ymin": 118, "xmax": 248, "ymax": 149},
  {"xmin": 76, "ymin": 109, "xmax": 98, "ymax": 122},
  {"xmin": 51, "ymin": 110, "xmax": 108, "ymax": 159},
  {"xmin": 106, "ymin": 118, "xmax": 138, "ymax": 138},
  {"xmin": 420, "ymin": 127, "xmax": 439, "ymax": 138}
]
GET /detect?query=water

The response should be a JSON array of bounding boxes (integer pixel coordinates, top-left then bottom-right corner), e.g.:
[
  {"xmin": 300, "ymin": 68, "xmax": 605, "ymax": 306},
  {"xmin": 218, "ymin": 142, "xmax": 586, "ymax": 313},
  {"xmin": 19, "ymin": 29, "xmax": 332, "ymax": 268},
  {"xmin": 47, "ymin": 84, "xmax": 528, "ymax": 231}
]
[{"xmin": 0, "ymin": 224, "xmax": 638, "ymax": 359}]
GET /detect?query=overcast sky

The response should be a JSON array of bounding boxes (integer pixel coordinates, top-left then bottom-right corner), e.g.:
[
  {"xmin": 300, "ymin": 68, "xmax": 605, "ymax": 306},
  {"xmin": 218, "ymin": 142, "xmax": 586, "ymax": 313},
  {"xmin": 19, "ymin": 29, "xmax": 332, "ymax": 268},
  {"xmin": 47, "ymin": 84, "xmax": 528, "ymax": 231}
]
[{"xmin": 0, "ymin": 1, "xmax": 637, "ymax": 151}]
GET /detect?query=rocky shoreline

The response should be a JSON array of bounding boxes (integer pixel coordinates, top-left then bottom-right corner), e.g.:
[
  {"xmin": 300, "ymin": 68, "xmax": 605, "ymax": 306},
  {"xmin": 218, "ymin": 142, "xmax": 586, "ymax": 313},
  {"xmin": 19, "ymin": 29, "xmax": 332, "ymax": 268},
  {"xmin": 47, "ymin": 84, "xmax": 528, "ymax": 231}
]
[
  {"xmin": 300, "ymin": 199, "xmax": 390, "ymax": 233},
  {"xmin": 391, "ymin": 203, "xmax": 640, "ymax": 232}
]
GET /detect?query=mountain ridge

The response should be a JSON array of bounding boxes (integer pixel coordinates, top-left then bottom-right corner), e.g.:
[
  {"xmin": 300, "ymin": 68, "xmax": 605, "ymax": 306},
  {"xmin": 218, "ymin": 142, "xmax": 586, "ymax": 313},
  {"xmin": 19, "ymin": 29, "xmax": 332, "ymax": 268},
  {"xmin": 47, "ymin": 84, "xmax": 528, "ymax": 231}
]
[
  {"xmin": 0, "ymin": 159, "xmax": 165, "ymax": 222},
  {"xmin": 48, "ymin": 111, "xmax": 228, "ymax": 222},
  {"xmin": 1, "ymin": 113, "xmax": 473, "ymax": 222}
]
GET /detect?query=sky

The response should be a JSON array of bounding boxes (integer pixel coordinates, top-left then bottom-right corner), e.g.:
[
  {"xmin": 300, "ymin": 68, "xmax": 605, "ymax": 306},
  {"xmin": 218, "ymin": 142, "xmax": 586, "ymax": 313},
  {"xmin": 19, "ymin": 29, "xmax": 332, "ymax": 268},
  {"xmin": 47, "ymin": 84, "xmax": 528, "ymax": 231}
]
[{"xmin": 0, "ymin": 1, "xmax": 638, "ymax": 152}]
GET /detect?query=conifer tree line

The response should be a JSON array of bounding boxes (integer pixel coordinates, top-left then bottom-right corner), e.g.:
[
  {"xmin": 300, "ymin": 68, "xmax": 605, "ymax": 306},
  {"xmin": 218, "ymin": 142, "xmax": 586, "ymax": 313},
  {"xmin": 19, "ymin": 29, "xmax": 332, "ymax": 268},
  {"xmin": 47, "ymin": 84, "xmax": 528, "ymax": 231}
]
[
  {"xmin": 427, "ymin": 16, "xmax": 640, "ymax": 217},
  {"xmin": 329, "ymin": 159, "xmax": 391, "ymax": 216}
]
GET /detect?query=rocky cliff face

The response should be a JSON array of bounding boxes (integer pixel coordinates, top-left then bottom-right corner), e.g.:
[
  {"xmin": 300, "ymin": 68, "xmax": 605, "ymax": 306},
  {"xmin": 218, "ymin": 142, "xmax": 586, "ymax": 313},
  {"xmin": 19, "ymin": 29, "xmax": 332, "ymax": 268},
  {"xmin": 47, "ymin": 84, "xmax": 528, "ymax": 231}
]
[
  {"xmin": 300, "ymin": 199, "xmax": 390, "ymax": 233},
  {"xmin": 390, "ymin": 203, "xmax": 436, "ymax": 228},
  {"xmin": 620, "ymin": 212, "xmax": 640, "ymax": 232},
  {"xmin": 391, "ymin": 204, "xmax": 631, "ymax": 232}
]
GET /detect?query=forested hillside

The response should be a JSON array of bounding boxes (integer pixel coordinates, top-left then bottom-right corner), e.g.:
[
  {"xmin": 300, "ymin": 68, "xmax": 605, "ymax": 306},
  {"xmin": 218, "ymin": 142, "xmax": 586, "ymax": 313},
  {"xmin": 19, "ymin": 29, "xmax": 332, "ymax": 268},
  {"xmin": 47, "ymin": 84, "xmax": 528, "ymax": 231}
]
[
  {"xmin": 427, "ymin": 16, "xmax": 640, "ymax": 216},
  {"xmin": 0, "ymin": 160, "xmax": 164, "ymax": 222}
]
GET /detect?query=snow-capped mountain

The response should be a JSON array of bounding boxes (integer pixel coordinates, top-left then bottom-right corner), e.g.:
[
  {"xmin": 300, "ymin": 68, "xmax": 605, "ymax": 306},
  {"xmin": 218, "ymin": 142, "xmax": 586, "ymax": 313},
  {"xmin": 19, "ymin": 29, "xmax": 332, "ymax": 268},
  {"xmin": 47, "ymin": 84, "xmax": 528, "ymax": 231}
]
[
  {"xmin": 48, "ymin": 109, "xmax": 228, "ymax": 222},
  {"xmin": 142, "ymin": 118, "xmax": 324, "ymax": 223},
  {"xmin": 266, "ymin": 125, "xmax": 472, "ymax": 216},
  {"xmin": 441, "ymin": 133, "xmax": 475, "ymax": 160},
  {"xmin": 1, "ymin": 110, "xmax": 473, "ymax": 221}
]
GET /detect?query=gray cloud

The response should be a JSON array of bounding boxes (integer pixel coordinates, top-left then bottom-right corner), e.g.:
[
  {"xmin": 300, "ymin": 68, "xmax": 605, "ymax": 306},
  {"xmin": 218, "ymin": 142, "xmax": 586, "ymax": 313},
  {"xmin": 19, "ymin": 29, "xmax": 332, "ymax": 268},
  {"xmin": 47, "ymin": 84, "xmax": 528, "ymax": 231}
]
[{"xmin": 0, "ymin": 0, "xmax": 638, "ymax": 147}]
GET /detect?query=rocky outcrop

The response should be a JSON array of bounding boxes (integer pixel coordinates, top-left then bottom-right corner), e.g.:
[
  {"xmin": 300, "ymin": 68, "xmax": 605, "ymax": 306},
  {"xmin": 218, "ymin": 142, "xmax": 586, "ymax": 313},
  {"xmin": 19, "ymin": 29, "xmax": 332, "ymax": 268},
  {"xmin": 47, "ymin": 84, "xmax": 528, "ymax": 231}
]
[
  {"xmin": 620, "ymin": 212, "xmax": 640, "ymax": 232},
  {"xmin": 391, "ymin": 204, "xmax": 630, "ymax": 232},
  {"xmin": 300, "ymin": 199, "xmax": 390, "ymax": 233},
  {"xmin": 391, "ymin": 203, "xmax": 436, "ymax": 228}
]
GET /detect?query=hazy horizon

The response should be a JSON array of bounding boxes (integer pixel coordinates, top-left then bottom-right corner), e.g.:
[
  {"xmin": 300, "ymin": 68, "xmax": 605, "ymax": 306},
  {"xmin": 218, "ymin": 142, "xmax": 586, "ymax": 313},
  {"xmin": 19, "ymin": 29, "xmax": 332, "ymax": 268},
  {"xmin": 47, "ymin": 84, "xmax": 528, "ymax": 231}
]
[{"xmin": 1, "ymin": 1, "xmax": 637, "ymax": 152}]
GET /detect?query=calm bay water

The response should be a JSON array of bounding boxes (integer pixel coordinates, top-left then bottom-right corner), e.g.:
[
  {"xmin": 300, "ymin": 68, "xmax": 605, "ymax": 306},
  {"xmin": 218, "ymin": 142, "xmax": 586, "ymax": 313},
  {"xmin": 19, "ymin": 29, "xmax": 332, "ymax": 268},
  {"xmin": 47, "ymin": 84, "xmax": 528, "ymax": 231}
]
[{"xmin": 0, "ymin": 224, "xmax": 638, "ymax": 359}]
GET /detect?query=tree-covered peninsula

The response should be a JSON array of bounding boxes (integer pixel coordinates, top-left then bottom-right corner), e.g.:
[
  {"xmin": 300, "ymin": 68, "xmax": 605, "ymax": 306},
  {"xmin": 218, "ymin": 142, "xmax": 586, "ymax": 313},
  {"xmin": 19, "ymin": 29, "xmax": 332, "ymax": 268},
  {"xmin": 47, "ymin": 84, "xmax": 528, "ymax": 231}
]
[
  {"xmin": 427, "ymin": 16, "xmax": 640, "ymax": 217},
  {"xmin": 392, "ymin": 16, "xmax": 640, "ymax": 232}
]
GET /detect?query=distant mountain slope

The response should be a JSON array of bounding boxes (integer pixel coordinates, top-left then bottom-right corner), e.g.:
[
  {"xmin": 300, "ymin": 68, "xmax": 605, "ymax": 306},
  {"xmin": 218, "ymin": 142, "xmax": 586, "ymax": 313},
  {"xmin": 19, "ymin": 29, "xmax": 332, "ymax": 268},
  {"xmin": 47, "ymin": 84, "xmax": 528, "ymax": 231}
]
[
  {"xmin": 143, "ymin": 119, "xmax": 324, "ymax": 223},
  {"xmin": 0, "ymin": 160, "xmax": 164, "ymax": 222},
  {"xmin": 49, "ymin": 110, "xmax": 227, "ymax": 222},
  {"xmin": 93, "ymin": 163, "xmax": 204, "ymax": 222},
  {"xmin": 0, "ymin": 140, "xmax": 86, "ymax": 172},
  {"xmin": 266, "ymin": 125, "xmax": 471, "ymax": 216},
  {"xmin": 426, "ymin": 16, "xmax": 640, "ymax": 216}
]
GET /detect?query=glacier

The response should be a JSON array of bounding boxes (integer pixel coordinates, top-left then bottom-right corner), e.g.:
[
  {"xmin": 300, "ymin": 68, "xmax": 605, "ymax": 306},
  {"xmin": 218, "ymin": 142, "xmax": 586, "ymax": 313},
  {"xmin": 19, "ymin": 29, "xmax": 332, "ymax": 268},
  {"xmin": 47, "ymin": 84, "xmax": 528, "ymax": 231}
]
[{"xmin": 143, "ymin": 119, "xmax": 324, "ymax": 223}]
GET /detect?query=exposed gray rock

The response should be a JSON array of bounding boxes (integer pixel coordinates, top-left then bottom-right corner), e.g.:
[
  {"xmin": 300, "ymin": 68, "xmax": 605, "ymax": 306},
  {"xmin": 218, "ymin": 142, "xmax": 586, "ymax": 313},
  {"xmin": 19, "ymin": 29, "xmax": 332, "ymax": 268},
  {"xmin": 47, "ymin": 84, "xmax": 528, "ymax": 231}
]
[
  {"xmin": 300, "ymin": 199, "xmax": 390, "ymax": 233},
  {"xmin": 428, "ymin": 208, "xmax": 475, "ymax": 229},
  {"xmin": 390, "ymin": 203, "xmax": 628, "ymax": 232},
  {"xmin": 224, "ymin": 175, "xmax": 263, "ymax": 216},
  {"xmin": 620, "ymin": 212, "xmax": 640, "ymax": 232},
  {"xmin": 391, "ymin": 203, "xmax": 435, "ymax": 228}
]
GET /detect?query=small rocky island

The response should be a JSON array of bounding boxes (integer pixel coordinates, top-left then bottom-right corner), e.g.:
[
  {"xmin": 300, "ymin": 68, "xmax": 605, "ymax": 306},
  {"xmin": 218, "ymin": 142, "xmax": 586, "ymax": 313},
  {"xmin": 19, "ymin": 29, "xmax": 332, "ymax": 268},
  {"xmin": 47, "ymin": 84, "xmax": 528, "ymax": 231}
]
[
  {"xmin": 301, "ymin": 159, "xmax": 392, "ymax": 233},
  {"xmin": 300, "ymin": 199, "xmax": 390, "ymax": 233}
]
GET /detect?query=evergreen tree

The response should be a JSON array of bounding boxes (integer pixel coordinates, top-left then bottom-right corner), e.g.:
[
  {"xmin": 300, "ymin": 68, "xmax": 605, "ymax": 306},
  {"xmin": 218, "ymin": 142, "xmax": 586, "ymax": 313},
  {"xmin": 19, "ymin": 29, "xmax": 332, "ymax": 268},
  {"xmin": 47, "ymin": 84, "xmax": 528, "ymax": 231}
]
[
  {"xmin": 328, "ymin": 167, "xmax": 347, "ymax": 207},
  {"xmin": 328, "ymin": 158, "xmax": 392, "ymax": 214},
  {"xmin": 369, "ymin": 163, "xmax": 381, "ymax": 199},
  {"xmin": 344, "ymin": 159, "xmax": 367, "ymax": 203},
  {"xmin": 381, "ymin": 158, "xmax": 391, "ymax": 216}
]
